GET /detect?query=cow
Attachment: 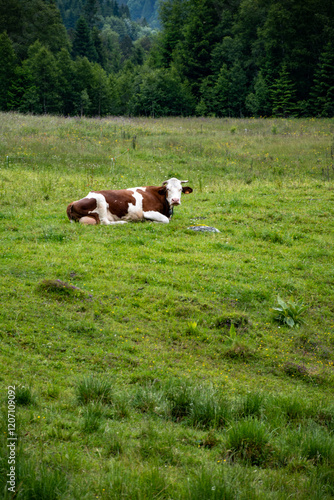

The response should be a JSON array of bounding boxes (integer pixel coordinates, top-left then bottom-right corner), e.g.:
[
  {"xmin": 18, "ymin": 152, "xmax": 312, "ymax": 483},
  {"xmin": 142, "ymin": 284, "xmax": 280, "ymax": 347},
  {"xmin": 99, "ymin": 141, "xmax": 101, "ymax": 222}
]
[{"xmin": 66, "ymin": 177, "xmax": 193, "ymax": 225}]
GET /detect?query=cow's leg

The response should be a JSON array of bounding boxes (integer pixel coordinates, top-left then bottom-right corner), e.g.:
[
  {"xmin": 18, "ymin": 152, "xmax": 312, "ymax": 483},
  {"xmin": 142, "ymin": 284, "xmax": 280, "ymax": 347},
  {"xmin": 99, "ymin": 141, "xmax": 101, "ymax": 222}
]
[{"xmin": 143, "ymin": 211, "xmax": 169, "ymax": 223}]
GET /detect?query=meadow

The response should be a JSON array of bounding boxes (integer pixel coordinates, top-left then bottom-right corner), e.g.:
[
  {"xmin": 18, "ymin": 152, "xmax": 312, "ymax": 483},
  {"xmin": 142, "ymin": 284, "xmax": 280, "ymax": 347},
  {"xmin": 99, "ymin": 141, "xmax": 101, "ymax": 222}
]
[{"xmin": 0, "ymin": 112, "xmax": 334, "ymax": 499}]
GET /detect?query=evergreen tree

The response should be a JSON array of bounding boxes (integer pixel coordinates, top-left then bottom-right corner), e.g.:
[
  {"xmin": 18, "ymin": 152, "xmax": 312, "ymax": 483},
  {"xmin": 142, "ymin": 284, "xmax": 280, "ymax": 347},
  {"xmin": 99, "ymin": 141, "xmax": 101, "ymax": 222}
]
[
  {"xmin": 80, "ymin": 88, "xmax": 91, "ymax": 116},
  {"xmin": 130, "ymin": 66, "xmax": 194, "ymax": 116},
  {"xmin": 0, "ymin": 0, "xmax": 69, "ymax": 59},
  {"xmin": 245, "ymin": 70, "xmax": 271, "ymax": 116},
  {"xmin": 100, "ymin": 25, "xmax": 122, "ymax": 72},
  {"xmin": 228, "ymin": 62, "xmax": 247, "ymax": 117},
  {"xmin": 83, "ymin": 0, "xmax": 98, "ymax": 28},
  {"xmin": 271, "ymin": 65, "xmax": 296, "ymax": 117},
  {"xmin": 72, "ymin": 56, "xmax": 95, "ymax": 114},
  {"xmin": 0, "ymin": 32, "xmax": 17, "ymax": 110},
  {"xmin": 176, "ymin": 0, "xmax": 219, "ymax": 96},
  {"xmin": 21, "ymin": 41, "xmax": 60, "ymax": 113},
  {"xmin": 56, "ymin": 48, "xmax": 76, "ymax": 114},
  {"xmin": 72, "ymin": 16, "xmax": 97, "ymax": 61},
  {"xmin": 214, "ymin": 64, "xmax": 231, "ymax": 117},
  {"xmin": 196, "ymin": 76, "xmax": 216, "ymax": 116},
  {"xmin": 158, "ymin": 0, "xmax": 190, "ymax": 67},
  {"xmin": 310, "ymin": 42, "xmax": 334, "ymax": 117},
  {"xmin": 91, "ymin": 63, "xmax": 110, "ymax": 116}
]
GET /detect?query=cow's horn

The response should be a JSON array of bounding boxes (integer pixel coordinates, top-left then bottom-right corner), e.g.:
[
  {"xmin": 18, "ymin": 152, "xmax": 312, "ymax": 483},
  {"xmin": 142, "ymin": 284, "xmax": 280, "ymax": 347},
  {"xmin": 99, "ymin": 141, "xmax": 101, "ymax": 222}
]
[{"xmin": 180, "ymin": 180, "xmax": 188, "ymax": 184}]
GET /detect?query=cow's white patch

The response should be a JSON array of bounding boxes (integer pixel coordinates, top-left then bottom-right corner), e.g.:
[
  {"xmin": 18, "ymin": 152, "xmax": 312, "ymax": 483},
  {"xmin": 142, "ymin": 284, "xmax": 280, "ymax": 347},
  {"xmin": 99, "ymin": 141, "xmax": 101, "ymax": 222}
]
[
  {"xmin": 86, "ymin": 192, "xmax": 123, "ymax": 225},
  {"xmin": 143, "ymin": 211, "xmax": 169, "ymax": 223},
  {"xmin": 125, "ymin": 188, "xmax": 145, "ymax": 221}
]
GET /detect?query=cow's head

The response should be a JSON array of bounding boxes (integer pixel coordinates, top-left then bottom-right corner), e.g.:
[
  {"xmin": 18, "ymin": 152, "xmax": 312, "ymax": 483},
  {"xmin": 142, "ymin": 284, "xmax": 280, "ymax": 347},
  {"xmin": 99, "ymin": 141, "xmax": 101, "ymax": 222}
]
[{"xmin": 160, "ymin": 178, "xmax": 193, "ymax": 207}]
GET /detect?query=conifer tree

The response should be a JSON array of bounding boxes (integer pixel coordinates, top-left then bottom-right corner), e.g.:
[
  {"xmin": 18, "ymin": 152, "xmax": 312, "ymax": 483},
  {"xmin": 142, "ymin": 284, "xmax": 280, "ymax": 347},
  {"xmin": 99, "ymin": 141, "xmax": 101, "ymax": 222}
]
[
  {"xmin": 271, "ymin": 65, "xmax": 296, "ymax": 117},
  {"xmin": 310, "ymin": 42, "xmax": 334, "ymax": 117},
  {"xmin": 22, "ymin": 41, "xmax": 60, "ymax": 114},
  {"xmin": 214, "ymin": 64, "xmax": 231, "ymax": 117},
  {"xmin": 72, "ymin": 16, "xmax": 97, "ymax": 61},
  {"xmin": 245, "ymin": 70, "xmax": 271, "ymax": 116},
  {"xmin": 56, "ymin": 48, "xmax": 76, "ymax": 115},
  {"xmin": 0, "ymin": 32, "xmax": 17, "ymax": 110}
]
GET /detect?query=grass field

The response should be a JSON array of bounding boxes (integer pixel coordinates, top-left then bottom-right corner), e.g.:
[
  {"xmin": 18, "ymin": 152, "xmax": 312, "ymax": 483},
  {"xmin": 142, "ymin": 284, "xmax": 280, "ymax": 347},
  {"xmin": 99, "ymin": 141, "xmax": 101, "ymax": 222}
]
[{"xmin": 1, "ymin": 112, "xmax": 334, "ymax": 499}]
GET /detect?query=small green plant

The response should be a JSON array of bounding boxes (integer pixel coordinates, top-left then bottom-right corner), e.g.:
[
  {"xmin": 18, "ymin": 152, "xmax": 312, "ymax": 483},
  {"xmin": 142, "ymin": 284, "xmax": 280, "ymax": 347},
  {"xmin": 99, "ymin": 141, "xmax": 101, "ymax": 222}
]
[
  {"xmin": 15, "ymin": 385, "xmax": 35, "ymax": 406},
  {"xmin": 166, "ymin": 381, "xmax": 194, "ymax": 421},
  {"xmin": 15, "ymin": 460, "xmax": 68, "ymax": 500},
  {"xmin": 272, "ymin": 295, "xmax": 308, "ymax": 327},
  {"xmin": 131, "ymin": 383, "xmax": 165, "ymax": 414},
  {"xmin": 226, "ymin": 418, "xmax": 273, "ymax": 466},
  {"xmin": 105, "ymin": 435, "xmax": 124, "ymax": 457},
  {"xmin": 301, "ymin": 426, "xmax": 334, "ymax": 465},
  {"xmin": 237, "ymin": 392, "xmax": 265, "ymax": 419},
  {"xmin": 225, "ymin": 323, "xmax": 237, "ymax": 345},
  {"xmin": 82, "ymin": 403, "xmax": 104, "ymax": 433},
  {"xmin": 186, "ymin": 321, "xmax": 198, "ymax": 335},
  {"xmin": 230, "ymin": 126, "xmax": 237, "ymax": 134},
  {"xmin": 75, "ymin": 376, "xmax": 113, "ymax": 405}
]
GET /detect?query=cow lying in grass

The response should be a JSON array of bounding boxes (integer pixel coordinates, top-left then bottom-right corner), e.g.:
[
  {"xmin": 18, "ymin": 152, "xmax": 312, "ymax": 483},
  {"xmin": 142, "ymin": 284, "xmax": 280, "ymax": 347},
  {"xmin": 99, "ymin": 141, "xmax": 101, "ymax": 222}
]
[{"xmin": 66, "ymin": 177, "xmax": 193, "ymax": 225}]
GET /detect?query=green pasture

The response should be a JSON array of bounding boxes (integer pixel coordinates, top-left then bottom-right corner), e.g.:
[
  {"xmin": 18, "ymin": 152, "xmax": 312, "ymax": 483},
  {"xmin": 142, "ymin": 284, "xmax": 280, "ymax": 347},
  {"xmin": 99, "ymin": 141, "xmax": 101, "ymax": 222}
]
[{"xmin": 0, "ymin": 112, "xmax": 334, "ymax": 499}]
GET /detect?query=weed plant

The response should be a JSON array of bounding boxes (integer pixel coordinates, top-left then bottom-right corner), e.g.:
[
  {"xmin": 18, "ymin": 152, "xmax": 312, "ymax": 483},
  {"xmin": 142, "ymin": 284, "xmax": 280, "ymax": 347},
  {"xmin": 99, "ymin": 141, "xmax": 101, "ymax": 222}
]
[{"xmin": 0, "ymin": 113, "xmax": 333, "ymax": 499}]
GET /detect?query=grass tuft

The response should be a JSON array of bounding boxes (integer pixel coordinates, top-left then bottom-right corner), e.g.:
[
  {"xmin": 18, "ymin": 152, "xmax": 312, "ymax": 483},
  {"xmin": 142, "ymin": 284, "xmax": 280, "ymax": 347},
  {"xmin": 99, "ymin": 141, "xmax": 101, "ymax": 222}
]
[{"xmin": 75, "ymin": 376, "xmax": 113, "ymax": 405}]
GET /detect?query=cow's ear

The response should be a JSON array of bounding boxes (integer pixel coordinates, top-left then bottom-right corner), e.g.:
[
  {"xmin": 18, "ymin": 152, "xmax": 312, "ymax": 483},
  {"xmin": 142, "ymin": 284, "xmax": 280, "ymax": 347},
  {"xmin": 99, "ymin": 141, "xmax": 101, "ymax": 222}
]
[
  {"xmin": 158, "ymin": 186, "xmax": 167, "ymax": 195},
  {"xmin": 182, "ymin": 186, "xmax": 193, "ymax": 194}
]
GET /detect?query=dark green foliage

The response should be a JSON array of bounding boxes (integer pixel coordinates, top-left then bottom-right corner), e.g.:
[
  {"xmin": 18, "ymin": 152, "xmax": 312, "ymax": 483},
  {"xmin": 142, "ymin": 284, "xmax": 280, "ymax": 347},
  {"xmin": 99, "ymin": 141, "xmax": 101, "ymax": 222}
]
[
  {"xmin": 0, "ymin": 0, "xmax": 69, "ymax": 60},
  {"xmin": 130, "ymin": 67, "xmax": 195, "ymax": 116},
  {"xmin": 271, "ymin": 65, "xmax": 297, "ymax": 117},
  {"xmin": 310, "ymin": 42, "xmax": 334, "ymax": 117},
  {"xmin": 0, "ymin": 32, "xmax": 17, "ymax": 111},
  {"xmin": 1, "ymin": 0, "xmax": 334, "ymax": 116},
  {"xmin": 15, "ymin": 386, "xmax": 35, "ymax": 406},
  {"xmin": 72, "ymin": 16, "xmax": 98, "ymax": 60}
]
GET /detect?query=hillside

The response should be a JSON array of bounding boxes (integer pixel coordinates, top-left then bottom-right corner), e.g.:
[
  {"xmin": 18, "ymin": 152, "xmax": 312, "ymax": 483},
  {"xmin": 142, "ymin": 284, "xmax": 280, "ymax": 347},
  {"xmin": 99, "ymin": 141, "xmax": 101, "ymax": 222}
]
[
  {"xmin": 0, "ymin": 113, "xmax": 333, "ymax": 499},
  {"xmin": 56, "ymin": 0, "xmax": 160, "ymax": 29}
]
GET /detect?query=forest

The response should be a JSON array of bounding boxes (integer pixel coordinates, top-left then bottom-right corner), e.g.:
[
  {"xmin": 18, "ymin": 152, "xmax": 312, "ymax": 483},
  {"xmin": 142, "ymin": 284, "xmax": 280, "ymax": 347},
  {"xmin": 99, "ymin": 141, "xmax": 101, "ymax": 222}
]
[{"xmin": 0, "ymin": 0, "xmax": 333, "ymax": 117}]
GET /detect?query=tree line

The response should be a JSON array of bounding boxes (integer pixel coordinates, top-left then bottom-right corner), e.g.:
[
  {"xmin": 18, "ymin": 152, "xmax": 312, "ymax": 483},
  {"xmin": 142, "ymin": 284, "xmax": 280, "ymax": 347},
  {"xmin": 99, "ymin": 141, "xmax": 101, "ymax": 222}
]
[{"xmin": 0, "ymin": 0, "xmax": 333, "ymax": 117}]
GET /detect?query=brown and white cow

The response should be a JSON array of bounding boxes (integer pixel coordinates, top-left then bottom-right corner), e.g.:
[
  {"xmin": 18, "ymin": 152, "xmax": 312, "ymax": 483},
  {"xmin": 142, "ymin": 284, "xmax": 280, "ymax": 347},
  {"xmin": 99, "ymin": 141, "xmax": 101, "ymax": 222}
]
[{"xmin": 66, "ymin": 178, "xmax": 193, "ymax": 225}]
